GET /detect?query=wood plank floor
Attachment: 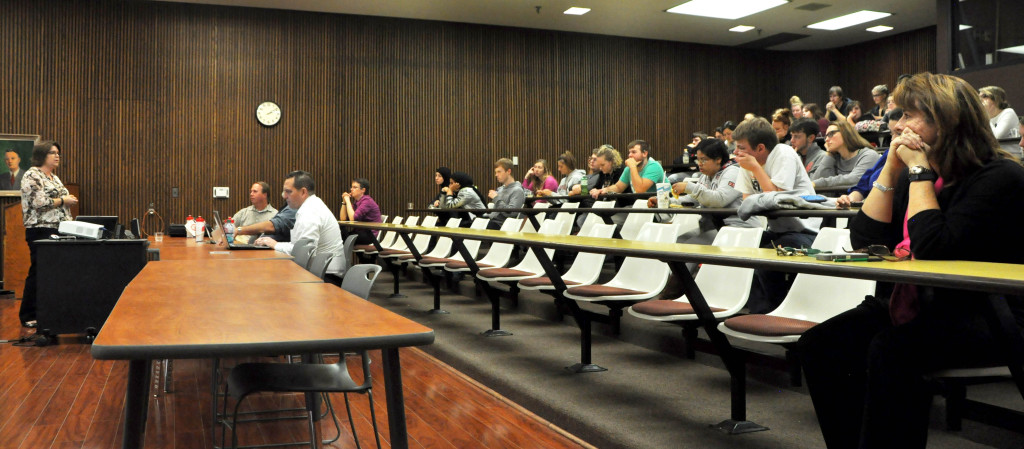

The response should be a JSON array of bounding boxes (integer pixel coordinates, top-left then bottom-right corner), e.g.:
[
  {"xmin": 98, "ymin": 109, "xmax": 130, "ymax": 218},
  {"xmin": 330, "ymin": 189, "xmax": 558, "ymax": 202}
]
[{"xmin": 0, "ymin": 300, "xmax": 594, "ymax": 449}]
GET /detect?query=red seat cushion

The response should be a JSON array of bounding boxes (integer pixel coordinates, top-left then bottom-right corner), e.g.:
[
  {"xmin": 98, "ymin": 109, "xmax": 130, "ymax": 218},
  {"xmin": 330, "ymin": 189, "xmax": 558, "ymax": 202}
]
[
  {"xmin": 478, "ymin": 268, "xmax": 536, "ymax": 279},
  {"xmin": 353, "ymin": 244, "xmax": 377, "ymax": 252},
  {"xmin": 566, "ymin": 284, "xmax": 649, "ymax": 298},
  {"xmin": 722, "ymin": 315, "xmax": 819, "ymax": 336},
  {"xmin": 417, "ymin": 257, "xmax": 452, "ymax": 266},
  {"xmin": 445, "ymin": 261, "xmax": 494, "ymax": 270},
  {"xmin": 631, "ymin": 300, "xmax": 726, "ymax": 317},
  {"xmin": 518, "ymin": 277, "xmax": 581, "ymax": 288},
  {"xmin": 378, "ymin": 249, "xmax": 410, "ymax": 257},
  {"xmin": 397, "ymin": 254, "xmax": 416, "ymax": 260}
]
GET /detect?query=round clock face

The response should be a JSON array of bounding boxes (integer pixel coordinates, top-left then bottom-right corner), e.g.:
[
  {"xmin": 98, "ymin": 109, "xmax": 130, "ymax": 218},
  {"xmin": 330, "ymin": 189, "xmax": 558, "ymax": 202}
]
[{"xmin": 256, "ymin": 101, "xmax": 281, "ymax": 127}]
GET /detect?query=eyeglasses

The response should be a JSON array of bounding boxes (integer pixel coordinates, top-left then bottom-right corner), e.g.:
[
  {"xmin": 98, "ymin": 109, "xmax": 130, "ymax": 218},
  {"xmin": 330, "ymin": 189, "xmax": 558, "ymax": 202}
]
[
  {"xmin": 825, "ymin": 130, "xmax": 840, "ymax": 139},
  {"xmin": 774, "ymin": 242, "xmax": 824, "ymax": 257},
  {"xmin": 696, "ymin": 157, "xmax": 712, "ymax": 164},
  {"xmin": 849, "ymin": 244, "xmax": 913, "ymax": 262}
]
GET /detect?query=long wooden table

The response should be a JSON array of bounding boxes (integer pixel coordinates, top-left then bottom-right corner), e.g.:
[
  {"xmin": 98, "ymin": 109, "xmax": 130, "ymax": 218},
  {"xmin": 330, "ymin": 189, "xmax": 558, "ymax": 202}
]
[
  {"xmin": 146, "ymin": 235, "xmax": 292, "ymax": 261},
  {"xmin": 91, "ymin": 238, "xmax": 435, "ymax": 449},
  {"xmin": 344, "ymin": 221, "xmax": 1024, "ymax": 434}
]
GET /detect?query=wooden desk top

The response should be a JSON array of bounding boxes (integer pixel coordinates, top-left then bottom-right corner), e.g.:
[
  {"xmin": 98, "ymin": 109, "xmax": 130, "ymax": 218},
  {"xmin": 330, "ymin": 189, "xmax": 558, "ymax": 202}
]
[
  {"xmin": 148, "ymin": 236, "xmax": 290, "ymax": 260},
  {"xmin": 406, "ymin": 207, "xmax": 858, "ymax": 219},
  {"xmin": 92, "ymin": 281, "xmax": 434, "ymax": 359},
  {"xmin": 130, "ymin": 259, "xmax": 323, "ymax": 285},
  {"xmin": 343, "ymin": 222, "xmax": 1024, "ymax": 296}
]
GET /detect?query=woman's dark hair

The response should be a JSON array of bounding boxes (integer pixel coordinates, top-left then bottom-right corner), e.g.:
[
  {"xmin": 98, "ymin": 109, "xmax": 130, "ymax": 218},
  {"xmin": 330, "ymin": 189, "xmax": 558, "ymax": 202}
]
[
  {"xmin": 722, "ymin": 121, "xmax": 736, "ymax": 132},
  {"xmin": 896, "ymin": 73, "xmax": 1009, "ymax": 184},
  {"xmin": 802, "ymin": 103, "xmax": 824, "ymax": 120},
  {"xmin": 353, "ymin": 177, "xmax": 370, "ymax": 194},
  {"xmin": 827, "ymin": 120, "xmax": 873, "ymax": 152},
  {"xmin": 436, "ymin": 167, "xmax": 451, "ymax": 186},
  {"xmin": 693, "ymin": 138, "xmax": 729, "ymax": 168},
  {"xmin": 31, "ymin": 140, "xmax": 60, "ymax": 167},
  {"xmin": 556, "ymin": 151, "xmax": 576, "ymax": 171}
]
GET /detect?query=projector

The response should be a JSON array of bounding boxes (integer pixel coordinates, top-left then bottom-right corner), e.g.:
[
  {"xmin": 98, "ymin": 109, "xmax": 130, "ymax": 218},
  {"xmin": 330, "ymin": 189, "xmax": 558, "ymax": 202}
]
[{"xmin": 58, "ymin": 221, "xmax": 105, "ymax": 239}]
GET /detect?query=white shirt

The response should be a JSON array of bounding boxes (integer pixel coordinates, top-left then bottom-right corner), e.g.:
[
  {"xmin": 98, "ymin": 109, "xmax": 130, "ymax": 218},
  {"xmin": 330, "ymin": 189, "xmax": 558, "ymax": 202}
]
[
  {"xmin": 990, "ymin": 107, "xmax": 1020, "ymax": 140},
  {"xmin": 274, "ymin": 194, "xmax": 344, "ymax": 273},
  {"xmin": 735, "ymin": 144, "xmax": 821, "ymax": 234}
]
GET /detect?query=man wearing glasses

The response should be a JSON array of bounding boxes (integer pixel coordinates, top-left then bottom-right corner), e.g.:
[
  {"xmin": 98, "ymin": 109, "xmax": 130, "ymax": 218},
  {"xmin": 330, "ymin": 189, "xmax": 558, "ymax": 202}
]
[
  {"xmin": 256, "ymin": 170, "xmax": 343, "ymax": 273},
  {"xmin": 732, "ymin": 117, "xmax": 820, "ymax": 314}
]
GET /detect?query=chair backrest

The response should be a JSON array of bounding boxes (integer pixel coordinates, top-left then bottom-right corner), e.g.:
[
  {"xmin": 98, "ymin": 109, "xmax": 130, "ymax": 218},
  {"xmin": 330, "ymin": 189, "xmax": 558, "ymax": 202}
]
[
  {"xmin": 561, "ymin": 223, "xmax": 616, "ymax": 284},
  {"xmin": 576, "ymin": 200, "xmax": 615, "ymax": 236},
  {"xmin": 551, "ymin": 202, "xmax": 579, "ymax": 235},
  {"xmin": 331, "ymin": 235, "xmax": 359, "ymax": 278},
  {"xmin": 307, "ymin": 252, "xmax": 334, "ymax": 279},
  {"xmin": 421, "ymin": 217, "xmax": 464, "ymax": 258},
  {"xmin": 505, "ymin": 220, "xmax": 563, "ymax": 273},
  {"xmin": 770, "ymin": 227, "xmax": 875, "ymax": 322},
  {"xmin": 404, "ymin": 216, "xmax": 440, "ymax": 253},
  {"xmin": 377, "ymin": 216, "xmax": 403, "ymax": 248},
  {"xmin": 340, "ymin": 264, "xmax": 384, "ymax": 300},
  {"xmin": 292, "ymin": 238, "xmax": 315, "ymax": 269},
  {"xmin": 532, "ymin": 202, "xmax": 551, "ymax": 209},
  {"xmin": 475, "ymin": 218, "xmax": 524, "ymax": 266},
  {"xmin": 387, "ymin": 216, "xmax": 418, "ymax": 250},
  {"xmin": 604, "ymin": 222, "xmax": 677, "ymax": 291},
  {"xmin": 692, "ymin": 227, "xmax": 763, "ymax": 310},
  {"xmin": 459, "ymin": 217, "xmax": 491, "ymax": 258},
  {"xmin": 618, "ymin": 199, "xmax": 655, "ymax": 241},
  {"xmin": 670, "ymin": 214, "xmax": 701, "ymax": 238}
]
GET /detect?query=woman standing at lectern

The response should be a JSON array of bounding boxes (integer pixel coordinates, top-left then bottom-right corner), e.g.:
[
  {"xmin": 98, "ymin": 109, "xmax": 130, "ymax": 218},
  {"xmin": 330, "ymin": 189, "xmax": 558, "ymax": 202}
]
[{"xmin": 19, "ymin": 140, "xmax": 77, "ymax": 329}]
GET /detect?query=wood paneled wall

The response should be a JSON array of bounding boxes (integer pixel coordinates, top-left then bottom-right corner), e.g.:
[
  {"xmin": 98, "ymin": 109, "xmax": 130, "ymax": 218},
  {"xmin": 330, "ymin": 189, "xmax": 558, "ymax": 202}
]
[
  {"xmin": 0, "ymin": 0, "xmax": 935, "ymax": 226},
  {"xmin": 776, "ymin": 27, "xmax": 937, "ymax": 117}
]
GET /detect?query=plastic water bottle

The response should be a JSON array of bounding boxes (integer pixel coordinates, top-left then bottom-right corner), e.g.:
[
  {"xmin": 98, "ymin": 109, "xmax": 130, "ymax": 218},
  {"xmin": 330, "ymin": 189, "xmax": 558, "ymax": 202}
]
[
  {"xmin": 580, "ymin": 176, "xmax": 589, "ymax": 195},
  {"xmin": 224, "ymin": 217, "xmax": 235, "ymax": 243},
  {"xmin": 185, "ymin": 215, "xmax": 195, "ymax": 237},
  {"xmin": 194, "ymin": 216, "xmax": 206, "ymax": 242}
]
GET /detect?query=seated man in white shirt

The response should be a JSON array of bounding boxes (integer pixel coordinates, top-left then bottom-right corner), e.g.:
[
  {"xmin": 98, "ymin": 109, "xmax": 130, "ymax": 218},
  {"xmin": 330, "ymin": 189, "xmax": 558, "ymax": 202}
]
[
  {"xmin": 233, "ymin": 181, "xmax": 278, "ymax": 228},
  {"xmin": 256, "ymin": 170, "xmax": 344, "ymax": 274},
  {"xmin": 733, "ymin": 117, "xmax": 821, "ymax": 314}
]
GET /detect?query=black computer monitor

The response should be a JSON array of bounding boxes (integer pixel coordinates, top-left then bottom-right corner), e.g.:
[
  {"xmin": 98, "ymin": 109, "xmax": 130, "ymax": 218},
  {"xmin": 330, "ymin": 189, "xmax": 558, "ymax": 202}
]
[{"xmin": 76, "ymin": 216, "xmax": 119, "ymax": 238}]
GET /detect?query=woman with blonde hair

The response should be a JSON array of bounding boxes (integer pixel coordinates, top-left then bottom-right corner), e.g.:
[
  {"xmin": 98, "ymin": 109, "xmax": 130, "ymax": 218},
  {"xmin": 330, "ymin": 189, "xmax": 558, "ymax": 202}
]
[
  {"xmin": 789, "ymin": 95, "xmax": 803, "ymax": 118},
  {"xmin": 522, "ymin": 158, "xmax": 557, "ymax": 199},
  {"xmin": 978, "ymin": 85, "xmax": 1020, "ymax": 139},
  {"xmin": 799, "ymin": 72, "xmax": 1024, "ymax": 449}
]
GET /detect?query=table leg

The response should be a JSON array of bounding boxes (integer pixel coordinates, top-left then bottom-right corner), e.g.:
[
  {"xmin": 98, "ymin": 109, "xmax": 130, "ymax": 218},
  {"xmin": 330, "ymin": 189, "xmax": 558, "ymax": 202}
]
[
  {"xmin": 381, "ymin": 348, "xmax": 409, "ymax": 449},
  {"xmin": 122, "ymin": 359, "xmax": 152, "ymax": 449},
  {"xmin": 669, "ymin": 261, "xmax": 768, "ymax": 434}
]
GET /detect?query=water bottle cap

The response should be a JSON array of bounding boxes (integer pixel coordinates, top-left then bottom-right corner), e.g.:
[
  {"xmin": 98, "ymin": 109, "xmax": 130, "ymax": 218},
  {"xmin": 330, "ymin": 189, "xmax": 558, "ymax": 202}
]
[{"xmin": 186, "ymin": 215, "xmax": 193, "ymax": 220}]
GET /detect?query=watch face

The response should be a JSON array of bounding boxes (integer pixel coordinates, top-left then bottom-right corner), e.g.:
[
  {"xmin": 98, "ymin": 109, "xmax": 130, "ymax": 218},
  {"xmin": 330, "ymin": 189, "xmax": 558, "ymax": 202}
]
[{"xmin": 256, "ymin": 101, "xmax": 281, "ymax": 126}]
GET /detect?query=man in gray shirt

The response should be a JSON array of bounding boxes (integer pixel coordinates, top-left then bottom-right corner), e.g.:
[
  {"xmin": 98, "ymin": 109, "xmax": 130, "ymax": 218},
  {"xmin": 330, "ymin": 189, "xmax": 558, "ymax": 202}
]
[
  {"xmin": 232, "ymin": 181, "xmax": 278, "ymax": 228},
  {"xmin": 790, "ymin": 118, "xmax": 829, "ymax": 179},
  {"xmin": 486, "ymin": 158, "xmax": 525, "ymax": 230}
]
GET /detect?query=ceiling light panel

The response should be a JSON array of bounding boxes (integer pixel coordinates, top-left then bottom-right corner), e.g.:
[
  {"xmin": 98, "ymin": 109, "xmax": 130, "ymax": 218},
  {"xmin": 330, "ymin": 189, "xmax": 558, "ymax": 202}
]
[
  {"xmin": 564, "ymin": 7, "xmax": 591, "ymax": 15},
  {"xmin": 807, "ymin": 10, "xmax": 891, "ymax": 30},
  {"xmin": 730, "ymin": 25, "xmax": 755, "ymax": 32},
  {"xmin": 866, "ymin": 25, "xmax": 893, "ymax": 32},
  {"xmin": 667, "ymin": 0, "xmax": 788, "ymax": 20}
]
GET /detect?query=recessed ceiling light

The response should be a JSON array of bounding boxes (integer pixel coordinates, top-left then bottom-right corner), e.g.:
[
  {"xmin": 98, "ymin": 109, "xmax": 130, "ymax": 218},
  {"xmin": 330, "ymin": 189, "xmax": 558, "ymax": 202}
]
[
  {"xmin": 997, "ymin": 45, "xmax": 1024, "ymax": 55},
  {"xmin": 564, "ymin": 7, "xmax": 591, "ymax": 15},
  {"xmin": 730, "ymin": 25, "xmax": 756, "ymax": 32},
  {"xmin": 807, "ymin": 10, "xmax": 891, "ymax": 30},
  {"xmin": 866, "ymin": 25, "xmax": 893, "ymax": 33},
  {"xmin": 667, "ymin": 0, "xmax": 787, "ymax": 20},
  {"xmin": 959, "ymin": 24, "xmax": 972, "ymax": 31}
]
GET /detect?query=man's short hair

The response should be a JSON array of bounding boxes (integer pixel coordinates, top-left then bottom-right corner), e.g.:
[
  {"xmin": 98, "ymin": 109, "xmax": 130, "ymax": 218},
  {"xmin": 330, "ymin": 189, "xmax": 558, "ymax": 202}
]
[
  {"xmin": 353, "ymin": 177, "xmax": 370, "ymax": 194},
  {"xmin": 494, "ymin": 158, "xmax": 513, "ymax": 170},
  {"xmin": 790, "ymin": 118, "xmax": 820, "ymax": 137},
  {"xmin": 828, "ymin": 85, "xmax": 843, "ymax": 97},
  {"xmin": 286, "ymin": 170, "xmax": 315, "ymax": 193},
  {"xmin": 626, "ymin": 139, "xmax": 650, "ymax": 155},
  {"xmin": 256, "ymin": 181, "xmax": 271, "ymax": 195},
  {"xmin": 733, "ymin": 118, "xmax": 779, "ymax": 151}
]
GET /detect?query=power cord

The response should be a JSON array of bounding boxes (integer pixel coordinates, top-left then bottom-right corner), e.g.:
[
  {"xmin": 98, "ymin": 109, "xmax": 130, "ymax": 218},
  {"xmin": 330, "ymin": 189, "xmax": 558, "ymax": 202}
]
[{"xmin": 140, "ymin": 202, "xmax": 164, "ymax": 238}]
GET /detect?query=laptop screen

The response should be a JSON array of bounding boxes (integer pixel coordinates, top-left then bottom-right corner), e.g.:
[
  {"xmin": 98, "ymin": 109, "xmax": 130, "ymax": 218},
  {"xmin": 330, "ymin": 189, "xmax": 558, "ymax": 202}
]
[{"xmin": 209, "ymin": 210, "xmax": 225, "ymax": 244}]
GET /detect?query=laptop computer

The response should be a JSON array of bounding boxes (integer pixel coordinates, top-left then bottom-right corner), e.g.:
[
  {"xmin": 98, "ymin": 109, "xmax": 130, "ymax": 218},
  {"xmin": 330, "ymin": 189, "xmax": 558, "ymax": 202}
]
[{"xmin": 221, "ymin": 210, "xmax": 273, "ymax": 250}]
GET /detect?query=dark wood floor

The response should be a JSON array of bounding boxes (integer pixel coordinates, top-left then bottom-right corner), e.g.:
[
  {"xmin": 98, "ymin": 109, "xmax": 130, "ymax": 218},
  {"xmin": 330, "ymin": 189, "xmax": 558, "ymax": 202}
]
[{"xmin": 0, "ymin": 300, "xmax": 594, "ymax": 449}]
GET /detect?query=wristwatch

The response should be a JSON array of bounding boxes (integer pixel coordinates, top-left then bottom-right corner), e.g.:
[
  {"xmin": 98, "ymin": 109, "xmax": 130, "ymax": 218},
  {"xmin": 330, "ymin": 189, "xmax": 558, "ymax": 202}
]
[{"xmin": 908, "ymin": 165, "xmax": 937, "ymax": 182}]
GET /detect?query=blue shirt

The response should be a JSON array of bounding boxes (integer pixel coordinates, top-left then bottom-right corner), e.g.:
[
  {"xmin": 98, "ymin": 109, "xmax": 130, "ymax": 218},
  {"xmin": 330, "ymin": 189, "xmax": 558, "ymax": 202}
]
[{"xmin": 849, "ymin": 149, "xmax": 888, "ymax": 197}]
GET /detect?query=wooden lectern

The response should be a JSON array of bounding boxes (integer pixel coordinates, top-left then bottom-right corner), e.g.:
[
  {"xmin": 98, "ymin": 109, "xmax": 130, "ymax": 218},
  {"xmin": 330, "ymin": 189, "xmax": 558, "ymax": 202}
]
[{"xmin": 2, "ymin": 184, "xmax": 80, "ymax": 298}]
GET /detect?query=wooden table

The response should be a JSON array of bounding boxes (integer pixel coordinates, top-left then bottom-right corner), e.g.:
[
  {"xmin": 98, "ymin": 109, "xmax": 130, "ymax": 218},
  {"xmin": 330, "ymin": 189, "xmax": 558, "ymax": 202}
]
[
  {"xmin": 343, "ymin": 221, "xmax": 1024, "ymax": 433},
  {"xmin": 147, "ymin": 236, "xmax": 291, "ymax": 261},
  {"xmin": 92, "ymin": 244, "xmax": 435, "ymax": 449},
  {"xmin": 129, "ymin": 258, "xmax": 324, "ymax": 284}
]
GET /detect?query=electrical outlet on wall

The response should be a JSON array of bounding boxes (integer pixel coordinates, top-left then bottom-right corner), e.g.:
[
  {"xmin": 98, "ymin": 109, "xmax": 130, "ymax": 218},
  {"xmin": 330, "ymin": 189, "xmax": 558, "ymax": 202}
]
[
  {"xmin": 171, "ymin": 187, "xmax": 179, "ymax": 198},
  {"xmin": 213, "ymin": 187, "xmax": 229, "ymax": 199},
  {"xmin": 512, "ymin": 156, "xmax": 519, "ymax": 166}
]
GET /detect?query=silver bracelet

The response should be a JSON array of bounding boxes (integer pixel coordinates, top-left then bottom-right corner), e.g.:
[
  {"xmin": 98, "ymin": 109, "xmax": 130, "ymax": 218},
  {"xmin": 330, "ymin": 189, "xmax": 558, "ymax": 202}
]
[{"xmin": 872, "ymin": 181, "xmax": 894, "ymax": 193}]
